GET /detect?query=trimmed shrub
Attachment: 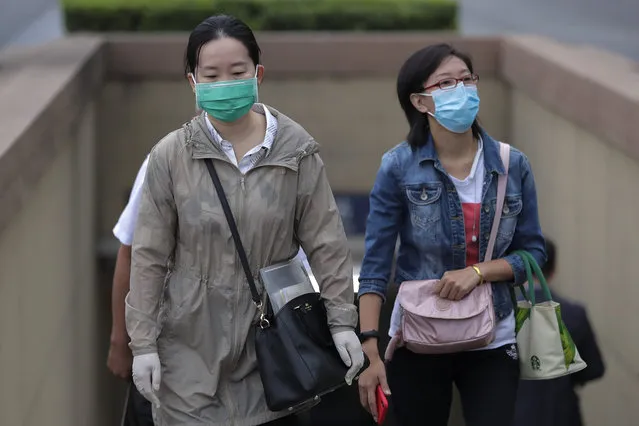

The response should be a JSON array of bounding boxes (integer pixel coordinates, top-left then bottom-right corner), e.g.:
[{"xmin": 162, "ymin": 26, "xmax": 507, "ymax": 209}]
[{"xmin": 63, "ymin": 0, "xmax": 457, "ymax": 32}]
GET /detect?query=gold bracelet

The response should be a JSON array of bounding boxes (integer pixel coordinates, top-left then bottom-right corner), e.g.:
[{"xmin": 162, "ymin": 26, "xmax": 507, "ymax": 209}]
[{"xmin": 471, "ymin": 265, "xmax": 484, "ymax": 285}]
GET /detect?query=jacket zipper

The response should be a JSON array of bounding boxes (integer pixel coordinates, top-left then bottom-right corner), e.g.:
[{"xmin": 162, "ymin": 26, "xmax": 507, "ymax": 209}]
[
  {"xmin": 218, "ymin": 152, "xmax": 308, "ymax": 419},
  {"xmin": 224, "ymin": 173, "xmax": 245, "ymax": 422},
  {"xmin": 229, "ymin": 174, "xmax": 246, "ymax": 365}
]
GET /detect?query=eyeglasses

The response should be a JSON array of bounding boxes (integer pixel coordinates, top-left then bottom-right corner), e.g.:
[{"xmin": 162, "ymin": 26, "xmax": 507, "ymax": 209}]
[{"xmin": 423, "ymin": 74, "xmax": 479, "ymax": 92}]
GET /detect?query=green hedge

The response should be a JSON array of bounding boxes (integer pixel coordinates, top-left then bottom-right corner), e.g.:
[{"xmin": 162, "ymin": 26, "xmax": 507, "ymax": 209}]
[{"xmin": 63, "ymin": 0, "xmax": 457, "ymax": 32}]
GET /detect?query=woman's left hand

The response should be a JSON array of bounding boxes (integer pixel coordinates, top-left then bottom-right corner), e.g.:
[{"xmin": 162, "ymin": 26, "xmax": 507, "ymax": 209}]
[{"xmin": 436, "ymin": 267, "xmax": 482, "ymax": 300}]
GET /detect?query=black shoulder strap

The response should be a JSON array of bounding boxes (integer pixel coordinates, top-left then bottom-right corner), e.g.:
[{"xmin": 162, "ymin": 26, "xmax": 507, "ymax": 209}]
[{"xmin": 204, "ymin": 159, "xmax": 262, "ymax": 306}]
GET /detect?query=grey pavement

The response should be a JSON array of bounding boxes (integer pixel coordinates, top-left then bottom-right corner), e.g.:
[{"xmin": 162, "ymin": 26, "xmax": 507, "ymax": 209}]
[
  {"xmin": 459, "ymin": 0, "xmax": 639, "ymax": 60},
  {"xmin": 1, "ymin": 0, "xmax": 64, "ymax": 50}
]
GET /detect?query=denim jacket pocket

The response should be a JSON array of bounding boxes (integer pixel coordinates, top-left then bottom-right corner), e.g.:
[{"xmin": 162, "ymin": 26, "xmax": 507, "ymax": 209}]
[
  {"xmin": 494, "ymin": 195, "xmax": 523, "ymax": 249},
  {"xmin": 406, "ymin": 183, "xmax": 442, "ymax": 237},
  {"xmin": 491, "ymin": 283, "xmax": 514, "ymax": 320}
]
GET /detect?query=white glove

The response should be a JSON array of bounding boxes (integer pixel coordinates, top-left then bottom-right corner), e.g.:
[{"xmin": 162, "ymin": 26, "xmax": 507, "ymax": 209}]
[
  {"xmin": 332, "ymin": 330, "xmax": 365, "ymax": 386},
  {"xmin": 132, "ymin": 353, "xmax": 162, "ymax": 408}
]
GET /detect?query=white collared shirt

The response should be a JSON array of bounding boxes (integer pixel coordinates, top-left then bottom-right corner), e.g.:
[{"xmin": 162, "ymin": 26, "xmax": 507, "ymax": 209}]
[{"xmin": 204, "ymin": 103, "xmax": 278, "ymax": 174}]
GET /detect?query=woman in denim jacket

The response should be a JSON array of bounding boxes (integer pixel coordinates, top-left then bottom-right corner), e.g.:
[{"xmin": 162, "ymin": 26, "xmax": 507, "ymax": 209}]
[{"xmin": 356, "ymin": 44, "xmax": 546, "ymax": 426}]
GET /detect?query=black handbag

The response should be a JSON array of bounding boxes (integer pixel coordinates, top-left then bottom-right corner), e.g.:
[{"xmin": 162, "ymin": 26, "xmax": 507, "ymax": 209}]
[{"xmin": 203, "ymin": 159, "xmax": 349, "ymax": 412}]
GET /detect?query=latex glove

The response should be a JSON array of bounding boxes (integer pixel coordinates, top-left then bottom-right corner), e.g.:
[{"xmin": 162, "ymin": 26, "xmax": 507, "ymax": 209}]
[
  {"xmin": 132, "ymin": 353, "xmax": 162, "ymax": 408},
  {"xmin": 332, "ymin": 330, "xmax": 365, "ymax": 386}
]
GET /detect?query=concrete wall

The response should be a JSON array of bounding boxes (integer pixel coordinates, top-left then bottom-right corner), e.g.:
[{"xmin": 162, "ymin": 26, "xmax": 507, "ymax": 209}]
[
  {"xmin": 96, "ymin": 77, "xmax": 508, "ymax": 238},
  {"xmin": 97, "ymin": 32, "xmax": 508, "ymax": 238},
  {"xmin": 0, "ymin": 105, "xmax": 98, "ymax": 425},
  {"xmin": 2, "ymin": 32, "xmax": 639, "ymax": 426},
  {"xmin": 0, "ymin": 37, "xmax": 106, "ymax": 426},
  {"xmin": 511, "ymin": 91, "xmax": 639, "ymax": 425},
  {"xmin": 502, "ymin": 36, "xmax": 639, "ymax": 426}
]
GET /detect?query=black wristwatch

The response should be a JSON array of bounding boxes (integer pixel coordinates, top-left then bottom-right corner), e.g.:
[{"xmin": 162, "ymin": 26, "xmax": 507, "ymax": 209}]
[{"xmin": 359, "ymin": 330, "xmax": 380, "ymax": 343}]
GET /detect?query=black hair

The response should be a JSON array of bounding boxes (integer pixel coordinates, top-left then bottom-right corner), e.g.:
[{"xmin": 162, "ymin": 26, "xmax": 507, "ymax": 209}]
[
  {"xmin": 184, "ymin": 14, "xmax": 261, "ymax": 77},
  {"xmin": 542, "ymin": 237, "xmax": 556, "ymax": 277},
  {"xmin": 396, "ymin": 43, "xmax": 481, "ymax": 148}
]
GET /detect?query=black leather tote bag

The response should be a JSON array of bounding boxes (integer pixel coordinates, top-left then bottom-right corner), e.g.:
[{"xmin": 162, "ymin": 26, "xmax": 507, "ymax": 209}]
[{"xmin": 204, "ymin": 159, "xmax": 349, "ymax": 412}]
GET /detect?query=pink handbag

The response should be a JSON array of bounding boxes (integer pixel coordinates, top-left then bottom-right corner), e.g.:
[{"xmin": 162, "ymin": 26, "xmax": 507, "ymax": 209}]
[{"xmin": 385, "ymin": 142, "xmax": 511, "ymax": 358}]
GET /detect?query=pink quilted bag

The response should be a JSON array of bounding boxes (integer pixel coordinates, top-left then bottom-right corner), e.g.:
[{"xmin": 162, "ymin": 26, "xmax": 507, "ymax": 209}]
[{"xmin": 386, "ymin": 142, "xmax": 511, "ymax": 358}]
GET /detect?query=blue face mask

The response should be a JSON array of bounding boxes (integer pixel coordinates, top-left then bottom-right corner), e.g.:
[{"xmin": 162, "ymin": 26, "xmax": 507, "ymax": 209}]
[{"xmin": 423, "ymin": 82, "xmax": 480, "ymax": 133}]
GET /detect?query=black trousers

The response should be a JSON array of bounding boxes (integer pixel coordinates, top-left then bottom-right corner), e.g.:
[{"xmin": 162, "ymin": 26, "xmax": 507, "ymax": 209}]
[
  {"xmin": 122, "ymin": 380, "xmax": 373, "ymax": 426},
  {"xmin": 261, "ymin": 415, "xmax": 302, "ymax": 426},
  {"xmin": 124, "ymin": 383, "xmax": 154, "ymax": 426},
  {"xmin": 386, "ymin": 344, "xmax": 520, "ymax": 426},
  {"xmin": 122, "ymin": 386, "xmax": 370, "ymax": 426}
]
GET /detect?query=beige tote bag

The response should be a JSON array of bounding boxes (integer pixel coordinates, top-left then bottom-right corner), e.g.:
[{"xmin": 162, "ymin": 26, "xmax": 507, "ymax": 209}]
[{"xmin": 513, "ymin": 250, "xmax": 587, "ymax": 380}]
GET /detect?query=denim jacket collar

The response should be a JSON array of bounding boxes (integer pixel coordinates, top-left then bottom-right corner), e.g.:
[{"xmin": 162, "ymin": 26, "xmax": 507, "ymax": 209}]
[{"xmin": 416, "ymin": 129, "xmax": 506, "ymax": 175}]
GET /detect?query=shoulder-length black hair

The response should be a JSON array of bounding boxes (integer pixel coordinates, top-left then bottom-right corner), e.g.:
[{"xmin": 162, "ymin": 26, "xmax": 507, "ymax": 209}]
[
  {"xmin": 184, "ymin": 14, "xmax": 261, "ymax": 77},
  {"xmin": 397, "ymin": 43, "xmax": 481, "ymax": 148}
]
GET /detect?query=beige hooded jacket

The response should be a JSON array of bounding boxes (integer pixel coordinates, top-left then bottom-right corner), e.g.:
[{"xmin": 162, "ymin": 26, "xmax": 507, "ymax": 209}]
[{"xmin": 125, "ymin": 108, "xmax": 358, "ymax": 426}]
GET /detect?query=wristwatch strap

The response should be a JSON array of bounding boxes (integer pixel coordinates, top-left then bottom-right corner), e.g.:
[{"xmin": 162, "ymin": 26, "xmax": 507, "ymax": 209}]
[{"xmin": 359, "ymin": 330, "xmax": 380, "ymax": 343}]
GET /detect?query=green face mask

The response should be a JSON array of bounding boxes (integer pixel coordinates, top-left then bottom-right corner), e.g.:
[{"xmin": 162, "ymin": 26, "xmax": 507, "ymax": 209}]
[{"xmin": 193, "ymin": 72, "xmax": 258, "ymax": 122}]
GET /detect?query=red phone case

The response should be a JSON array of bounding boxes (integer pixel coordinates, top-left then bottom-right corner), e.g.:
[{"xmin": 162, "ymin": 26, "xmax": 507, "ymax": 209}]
[{"xmin": 376, "ymin": 385, "xmax": 388, "ymax": 425}]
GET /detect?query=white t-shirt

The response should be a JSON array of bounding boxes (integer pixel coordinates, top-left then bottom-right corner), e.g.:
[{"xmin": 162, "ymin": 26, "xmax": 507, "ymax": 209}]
[
  {"xmin": 113, "ymin": 155, "xmax": 149, "ymax": 246},
  {"xmin": 389, "ymin": 138, "xmax": 516, "ymax": 350}
]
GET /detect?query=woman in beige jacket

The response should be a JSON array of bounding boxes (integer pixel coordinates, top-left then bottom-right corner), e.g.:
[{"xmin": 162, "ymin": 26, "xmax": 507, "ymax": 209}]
[{"xmin": 125, "ymin": 14, "xmax": 364, "ymax": 426}]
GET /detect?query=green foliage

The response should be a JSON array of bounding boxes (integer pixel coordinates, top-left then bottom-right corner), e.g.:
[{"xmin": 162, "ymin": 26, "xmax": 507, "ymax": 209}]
[{"xmin": 63, "ymin": 0, "xmax": 457, "ymax": 32}]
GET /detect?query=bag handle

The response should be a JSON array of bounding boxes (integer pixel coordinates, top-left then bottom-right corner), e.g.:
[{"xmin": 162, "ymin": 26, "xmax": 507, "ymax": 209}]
[
  {"xmin": 523, "ymin": 250, "xmax": 554, "ymax": 304},
  {"xmin": 513, "ymin": 250, "xmax": 553, "ymax": 305},
  {"xmin": 203, "ymin": 159, "xmax": 269, "ymax": 326},
  {"xmin": 484, "ymin": 142, "xmax": 511, "ymax": 262},
  {"xmin": 519, "ymin": 251, "xmax": 537, "ymax": 304}
]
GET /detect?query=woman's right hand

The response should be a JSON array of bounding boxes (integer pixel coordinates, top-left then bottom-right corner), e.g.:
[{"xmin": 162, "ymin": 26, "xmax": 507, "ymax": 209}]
[{"xmin": 357, "ymin": 342, "xmax": 391, "ymax": 422}]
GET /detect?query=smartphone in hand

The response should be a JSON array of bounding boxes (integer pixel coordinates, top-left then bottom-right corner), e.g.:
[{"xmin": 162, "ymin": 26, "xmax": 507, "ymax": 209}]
[{"xmin": 376, "ymin": 384, "xmax": 389, "ymax": 425}]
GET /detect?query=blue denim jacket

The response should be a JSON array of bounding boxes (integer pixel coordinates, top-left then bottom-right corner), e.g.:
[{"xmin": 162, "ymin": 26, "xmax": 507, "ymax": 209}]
[{"xmin": 358, "ymin": 131, "xmax": 546, "ymax": 320}]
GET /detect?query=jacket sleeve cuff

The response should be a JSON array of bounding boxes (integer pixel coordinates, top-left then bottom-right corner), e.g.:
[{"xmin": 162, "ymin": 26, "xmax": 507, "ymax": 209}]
[
  {"xmin": 330, "ymin": 325, "xmax": 356, "ymax": 334},
  {"xmin": 130, "ymin": 345, "xmax": 158, "ymax": 357},
  {"xmin": 504, "ymin": 253, "xmax": 526, "ymax": 286},
  {"xmin": 357, "ymin": 279, "xmax": 388, "ymax": 303},
  {"xmin": 125, "ymin": 295, "xmax": 160, "ymax": 358},
  {"xmin": 325, "ymin": 303, "xmax": 358, "ymax": 330}
]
